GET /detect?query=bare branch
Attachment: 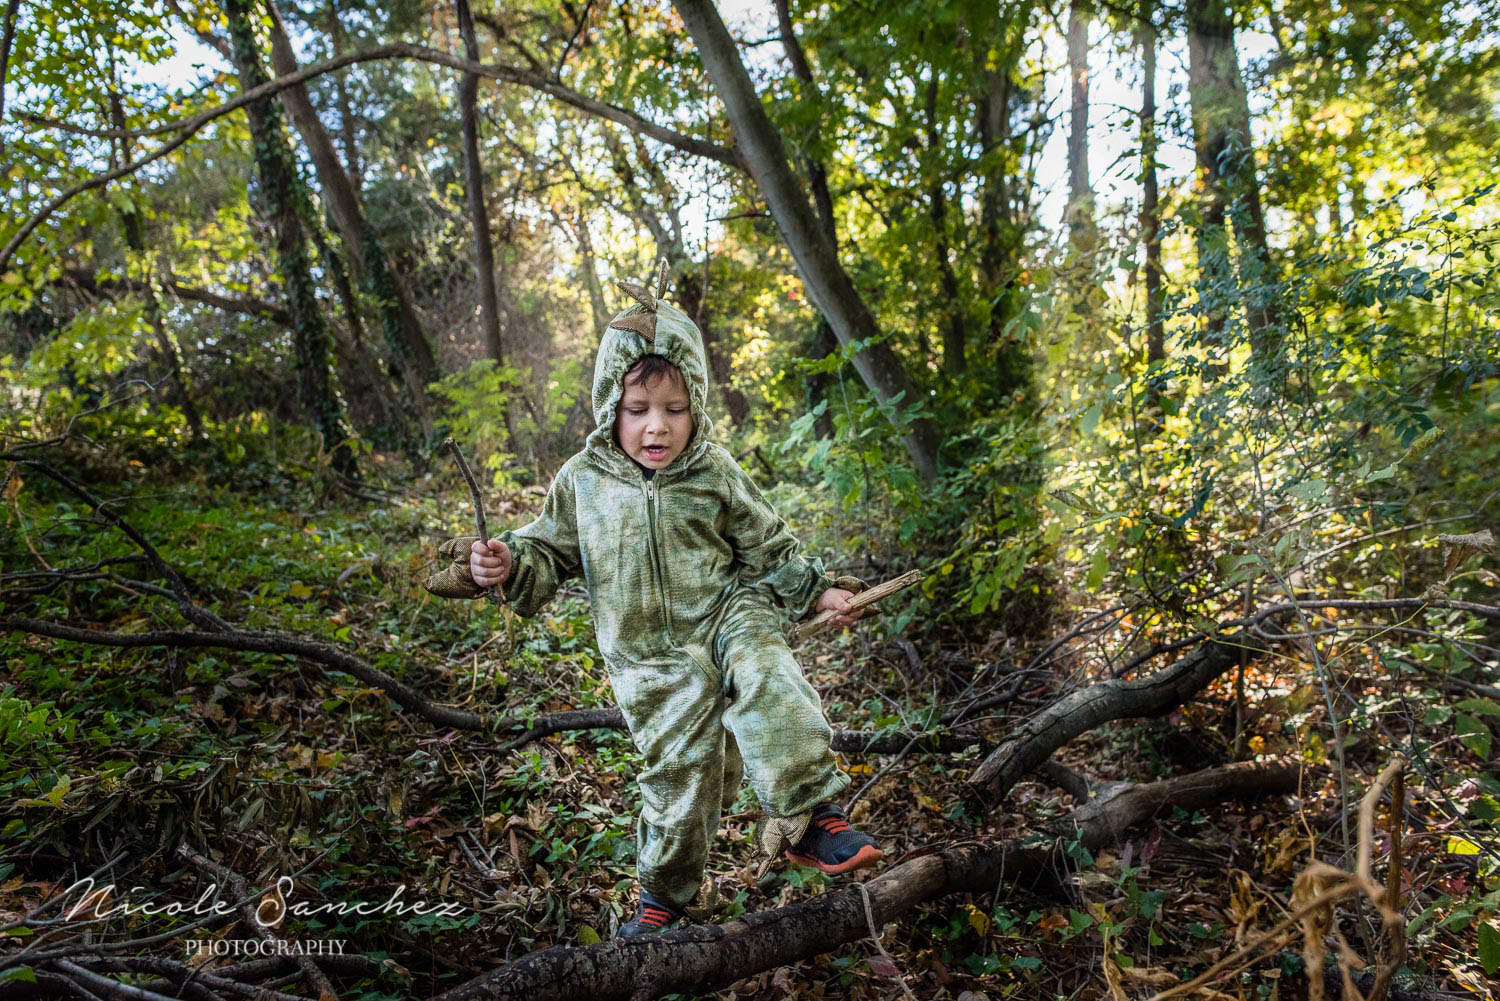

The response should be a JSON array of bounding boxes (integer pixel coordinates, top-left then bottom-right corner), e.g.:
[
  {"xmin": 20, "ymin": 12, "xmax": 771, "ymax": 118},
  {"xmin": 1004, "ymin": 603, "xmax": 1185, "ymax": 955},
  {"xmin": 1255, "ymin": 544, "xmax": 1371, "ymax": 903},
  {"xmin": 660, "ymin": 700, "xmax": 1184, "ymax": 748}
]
[{"xmin": 4, "ymin": 43, "xmax": 742, "ymax": 272}]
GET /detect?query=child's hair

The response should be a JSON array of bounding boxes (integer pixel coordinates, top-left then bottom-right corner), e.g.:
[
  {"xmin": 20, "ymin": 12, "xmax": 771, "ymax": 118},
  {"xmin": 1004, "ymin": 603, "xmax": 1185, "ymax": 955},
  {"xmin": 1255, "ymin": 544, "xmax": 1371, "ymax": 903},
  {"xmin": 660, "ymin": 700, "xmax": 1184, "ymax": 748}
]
[{"xmin": 625, "ymin": 354, "xmax": 682, "ymax": 388}]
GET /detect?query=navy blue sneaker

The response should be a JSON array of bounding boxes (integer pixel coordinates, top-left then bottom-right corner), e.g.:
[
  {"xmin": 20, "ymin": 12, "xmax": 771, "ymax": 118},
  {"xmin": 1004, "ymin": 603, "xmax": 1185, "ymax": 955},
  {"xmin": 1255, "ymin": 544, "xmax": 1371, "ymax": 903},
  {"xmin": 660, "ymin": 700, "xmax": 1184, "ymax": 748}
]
[
  {"xmin": 785, "ymin": 802, "xmax": 884, "ymax": 874},
  {"xmin": 617, "ymin": 889, "xmax": 684, "ymax": 939}
]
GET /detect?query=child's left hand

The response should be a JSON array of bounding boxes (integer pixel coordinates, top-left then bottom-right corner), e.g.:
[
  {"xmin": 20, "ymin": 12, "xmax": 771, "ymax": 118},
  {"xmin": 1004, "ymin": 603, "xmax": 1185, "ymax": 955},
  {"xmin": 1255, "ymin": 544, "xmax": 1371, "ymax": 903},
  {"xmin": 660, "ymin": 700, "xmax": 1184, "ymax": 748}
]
[{"xmin": 814, "ymin": 587, "xmax": 864, "ymax": 629}]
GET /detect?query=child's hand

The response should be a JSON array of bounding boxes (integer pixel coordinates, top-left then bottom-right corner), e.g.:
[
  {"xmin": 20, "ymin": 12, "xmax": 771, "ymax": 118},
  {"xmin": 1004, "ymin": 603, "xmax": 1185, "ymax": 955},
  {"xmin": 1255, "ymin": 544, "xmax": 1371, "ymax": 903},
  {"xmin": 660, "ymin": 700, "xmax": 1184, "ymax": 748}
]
[
  {"xmin": 469, "ymin": 539, "xmax": 512, "ymax": 589},
  {"xmin": 814, "ymin": 587, "xmax": 863, "ymax": 629}
]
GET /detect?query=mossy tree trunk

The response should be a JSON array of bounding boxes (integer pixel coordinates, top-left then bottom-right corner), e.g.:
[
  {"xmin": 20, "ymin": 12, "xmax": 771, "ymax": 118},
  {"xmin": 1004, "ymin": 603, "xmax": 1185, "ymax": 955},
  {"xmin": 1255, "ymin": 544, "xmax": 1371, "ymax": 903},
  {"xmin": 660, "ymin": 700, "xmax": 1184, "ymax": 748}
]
[
  {"xmin": 224, "ymin": 0, "xmax": 356, "ymax": 479},
  {"xmin": 1140, "ymin": 1, "xmax": 1166, "ymax": 422},
  {"xmin": 1186, "ymin": 0, "xmax": 1281, "ymax": 366},
  {"xmin": 456, "ymin": 0, "xmax": 506, "ymax": 366},
  {"xmin": 265, "ymin": 0, "xmax": 436, "ymax": 440}
]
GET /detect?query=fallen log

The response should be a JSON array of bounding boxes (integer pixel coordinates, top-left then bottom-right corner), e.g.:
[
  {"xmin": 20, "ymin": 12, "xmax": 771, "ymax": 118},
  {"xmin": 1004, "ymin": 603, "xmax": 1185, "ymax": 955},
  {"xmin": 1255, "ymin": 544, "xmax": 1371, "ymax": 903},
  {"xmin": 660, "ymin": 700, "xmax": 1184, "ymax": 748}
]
[
  {"xmin": 968, "ymin": 636, "xmax": 1266, "ymax": 801},
  {"xmin": 431, "ymin": 759, "xmax": 1298, "ymax": 1001},
  {"xmin": 1057, "ymin": 758, "xmax": 1300, "ymax": 850}
]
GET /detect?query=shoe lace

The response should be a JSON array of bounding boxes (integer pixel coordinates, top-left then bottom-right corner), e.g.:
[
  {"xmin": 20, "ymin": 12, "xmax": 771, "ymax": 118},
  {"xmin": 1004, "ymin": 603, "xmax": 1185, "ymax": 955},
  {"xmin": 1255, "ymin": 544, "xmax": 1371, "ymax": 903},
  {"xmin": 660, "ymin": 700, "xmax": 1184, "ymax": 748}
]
[
  {"xmin": 816, "ymin": 815, "xmax": 851, "ymax": 835},
  {"xmin": 637, "ymin": 905, "xmax": 673, "ymax": 928}
]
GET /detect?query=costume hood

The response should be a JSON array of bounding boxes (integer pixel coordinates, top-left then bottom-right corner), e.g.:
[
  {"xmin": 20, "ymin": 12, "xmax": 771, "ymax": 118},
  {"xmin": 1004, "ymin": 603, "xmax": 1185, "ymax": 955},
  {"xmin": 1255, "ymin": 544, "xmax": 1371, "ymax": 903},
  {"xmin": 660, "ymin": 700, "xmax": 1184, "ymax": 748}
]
[{"xmin": 585, "ymin": 266, "xmax": 714, "ymax": 477}]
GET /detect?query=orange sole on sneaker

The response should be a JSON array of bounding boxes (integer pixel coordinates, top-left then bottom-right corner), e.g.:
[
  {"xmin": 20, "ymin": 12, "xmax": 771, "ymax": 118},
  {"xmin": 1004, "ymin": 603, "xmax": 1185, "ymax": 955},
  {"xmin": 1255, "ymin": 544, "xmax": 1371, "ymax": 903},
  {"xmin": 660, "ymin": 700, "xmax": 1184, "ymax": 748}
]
[{"xmin": 784, "ymin": 844, "xmax": 884, "ymax": 874}]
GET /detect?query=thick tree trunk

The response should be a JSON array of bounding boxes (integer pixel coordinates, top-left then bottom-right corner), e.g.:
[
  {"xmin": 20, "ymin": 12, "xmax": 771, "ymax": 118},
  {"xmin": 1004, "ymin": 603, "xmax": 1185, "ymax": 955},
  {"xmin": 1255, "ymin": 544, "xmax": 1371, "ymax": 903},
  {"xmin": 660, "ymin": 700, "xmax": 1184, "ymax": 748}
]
[
  {"xmin": 1185, "ymin": 0, "xmax": 1280, "ymax": 364},
  {"xmin": 456, "ymin": 0, "xmax": 506, "ymax": 365},
  {"xmin": 1141, "ymin": 3, "xmax": 1165, "ymax": 421},
  {"xmin": 224, "ymin": 0, "xmax": 356, "ymax": 479},
  {"xmin": 1064, "ymin": 0, "xmax": 1094, "ymax": 251},
  {"xmin": 674, "ymin": 0, "xmax": 940, "ymax": 481},
  {"xmin": 265, "ymin": 0, "xmax": 437, "ymax": 435}
]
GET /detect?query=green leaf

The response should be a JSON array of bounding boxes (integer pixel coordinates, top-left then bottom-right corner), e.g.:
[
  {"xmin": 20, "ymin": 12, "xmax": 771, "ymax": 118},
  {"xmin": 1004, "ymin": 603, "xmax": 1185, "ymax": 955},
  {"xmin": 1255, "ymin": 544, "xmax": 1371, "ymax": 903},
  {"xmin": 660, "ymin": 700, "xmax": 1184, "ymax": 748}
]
[
  {"xmin": 1079, "ymin": 403, "xmax": 1101, "ymax": 436},
  {"xmin": 1458, "ymin": 714, "xmax": 1492, "ymax": 759},
  {"xmin": 576, "ymin": 924, "xmax": 601, "ymax": 946},
  {"xmin": 0, "ymin": 967, "xmax": 37, "ymax": 983},
  {"xmin": 1086, "ymin": 547, "xmax": 1109, "ymax": 592},
  {"xmin": 1454, "ymin": 699, "xmax": 1500, "ymax": 718},
  {"xmin": 1479, "ymin": 922, "xmax": 1500, "ymax": 975},
  {"xmin": 1287, "ymin": 478, "xmax": 1327, "ymax": 501}
]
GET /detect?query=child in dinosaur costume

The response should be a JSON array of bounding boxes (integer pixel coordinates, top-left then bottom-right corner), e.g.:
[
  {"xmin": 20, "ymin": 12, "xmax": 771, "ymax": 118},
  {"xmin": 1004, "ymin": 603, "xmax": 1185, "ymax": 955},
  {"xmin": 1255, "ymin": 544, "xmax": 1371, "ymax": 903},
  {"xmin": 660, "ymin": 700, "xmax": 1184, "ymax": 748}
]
[{"xmin": 425, "ymin": 268, "xmax": 882, "ymax": 937}]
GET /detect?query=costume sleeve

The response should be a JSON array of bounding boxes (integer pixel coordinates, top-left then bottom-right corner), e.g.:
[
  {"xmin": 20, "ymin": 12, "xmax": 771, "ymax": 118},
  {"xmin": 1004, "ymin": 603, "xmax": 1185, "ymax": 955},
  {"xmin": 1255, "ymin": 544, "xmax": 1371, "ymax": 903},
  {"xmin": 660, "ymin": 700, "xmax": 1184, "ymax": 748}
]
[
  {"xmin": 719, "ymin": 452, "xmax": 829, "ymax": 621},
  {"xmin": 496, "ymin": 460, "xmax": 583, "ymax": 618}
]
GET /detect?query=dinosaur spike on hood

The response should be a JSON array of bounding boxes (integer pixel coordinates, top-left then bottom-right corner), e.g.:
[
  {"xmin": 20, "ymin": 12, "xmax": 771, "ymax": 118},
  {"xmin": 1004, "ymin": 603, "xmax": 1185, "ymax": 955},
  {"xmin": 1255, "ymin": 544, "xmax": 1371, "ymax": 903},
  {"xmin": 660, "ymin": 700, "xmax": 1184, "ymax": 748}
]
[{"xmin": 586, "ymin": 292, "xmax": 714, "ymax": 478}]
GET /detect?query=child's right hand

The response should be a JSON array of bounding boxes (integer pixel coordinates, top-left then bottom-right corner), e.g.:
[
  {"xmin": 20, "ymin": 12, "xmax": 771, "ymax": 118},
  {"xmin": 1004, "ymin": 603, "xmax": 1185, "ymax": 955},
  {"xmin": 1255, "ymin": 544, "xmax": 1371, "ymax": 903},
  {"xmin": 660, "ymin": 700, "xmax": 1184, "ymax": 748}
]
[{"xmin": 469, "ymin": 539, "xmax": 512, "ymax": 589}]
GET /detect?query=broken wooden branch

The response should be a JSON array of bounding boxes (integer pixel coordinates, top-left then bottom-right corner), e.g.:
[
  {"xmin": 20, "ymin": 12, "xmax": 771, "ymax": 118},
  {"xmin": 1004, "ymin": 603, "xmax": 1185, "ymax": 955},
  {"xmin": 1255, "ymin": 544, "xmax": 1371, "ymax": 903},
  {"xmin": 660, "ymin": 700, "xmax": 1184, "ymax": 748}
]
[
  {"xmin": 444, "ymin": 437, "xmax": 503, "ymax": 606},
  {"xmin": 1058, "ymin": 758, "xmax": 1300, "ymax": 851},
  {"xmin": 968, "ymin": 636, "xmax": 1267, "ymax": 801},
  {"xmin": 789, "ymin": 569, "xmax": 923, "ymax": 642}
]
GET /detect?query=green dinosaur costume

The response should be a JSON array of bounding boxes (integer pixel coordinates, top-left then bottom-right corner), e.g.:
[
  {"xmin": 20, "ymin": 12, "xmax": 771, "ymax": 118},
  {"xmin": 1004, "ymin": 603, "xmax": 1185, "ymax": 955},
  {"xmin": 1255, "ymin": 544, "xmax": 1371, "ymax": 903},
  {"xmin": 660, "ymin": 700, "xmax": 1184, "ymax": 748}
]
[{"xmin": 426, "ymin": 280, "xmax": 852, "ymax": 908}]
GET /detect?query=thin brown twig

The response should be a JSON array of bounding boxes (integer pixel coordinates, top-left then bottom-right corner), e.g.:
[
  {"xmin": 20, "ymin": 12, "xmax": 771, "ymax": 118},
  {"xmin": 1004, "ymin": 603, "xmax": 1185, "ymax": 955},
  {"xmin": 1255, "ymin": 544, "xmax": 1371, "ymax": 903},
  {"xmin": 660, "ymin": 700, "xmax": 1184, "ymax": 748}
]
[{"xmin": 444, "ymin": 437, "xmax": 503, "ymax": 605}]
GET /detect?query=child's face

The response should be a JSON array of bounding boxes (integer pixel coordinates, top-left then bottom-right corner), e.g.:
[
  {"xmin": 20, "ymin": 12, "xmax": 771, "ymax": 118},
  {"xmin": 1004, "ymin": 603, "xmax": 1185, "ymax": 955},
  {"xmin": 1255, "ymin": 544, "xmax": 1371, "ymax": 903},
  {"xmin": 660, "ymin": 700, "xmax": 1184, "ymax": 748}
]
[{"xmin": 615, "ymin": 367, "xmax": 693, "ymax": 470}]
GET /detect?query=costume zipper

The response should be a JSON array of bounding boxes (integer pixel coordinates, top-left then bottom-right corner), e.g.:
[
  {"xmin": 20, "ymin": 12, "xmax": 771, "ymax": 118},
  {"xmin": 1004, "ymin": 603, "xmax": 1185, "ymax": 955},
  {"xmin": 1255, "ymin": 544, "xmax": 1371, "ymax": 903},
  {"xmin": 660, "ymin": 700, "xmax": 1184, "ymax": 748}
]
[{"xmin": 644, "ymin": 480, "xmax": 674, "ymax": 641}]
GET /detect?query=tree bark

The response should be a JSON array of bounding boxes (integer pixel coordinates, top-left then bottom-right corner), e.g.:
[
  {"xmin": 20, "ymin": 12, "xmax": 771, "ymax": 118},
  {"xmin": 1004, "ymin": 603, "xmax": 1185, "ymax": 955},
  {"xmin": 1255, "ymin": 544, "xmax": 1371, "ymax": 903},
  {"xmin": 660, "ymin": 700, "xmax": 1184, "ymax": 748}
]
[
  {"xmin": 1064, "ymin": 0, "xmax": 1094, "ymax": 251},
  {"xmin": 968, "ymin": 636, "xmax": 1265, "ymax": 799},
  {"xmin": 1140, "ymin": 1, "xmax": 1165, "ymax": 421},
  {"xmin": 224, "ymin": 0, "xmax": 356, "ymax": 479},
  {"xmin": 673, "ymin": 0, "xmax": 941, "ymax": 481},
  {"xmin": 1185, "ymin": 0, "xmax": 1280, "ymax": 364},
  {"xmin": 456, "ymin": 0, "xmax": 506, "ymax": 365},
  {"xmin": 265, "ymin": 0, "xmax": 437, "ymax": 435}
]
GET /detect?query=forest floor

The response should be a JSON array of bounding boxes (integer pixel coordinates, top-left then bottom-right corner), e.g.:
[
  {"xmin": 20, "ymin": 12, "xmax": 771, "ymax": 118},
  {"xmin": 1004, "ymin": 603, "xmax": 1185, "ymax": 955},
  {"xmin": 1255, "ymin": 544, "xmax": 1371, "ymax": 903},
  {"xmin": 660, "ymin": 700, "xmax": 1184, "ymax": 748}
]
[{"xmin": 2, "ymin": 452, "xmax": 1496, "ymax": 1000}]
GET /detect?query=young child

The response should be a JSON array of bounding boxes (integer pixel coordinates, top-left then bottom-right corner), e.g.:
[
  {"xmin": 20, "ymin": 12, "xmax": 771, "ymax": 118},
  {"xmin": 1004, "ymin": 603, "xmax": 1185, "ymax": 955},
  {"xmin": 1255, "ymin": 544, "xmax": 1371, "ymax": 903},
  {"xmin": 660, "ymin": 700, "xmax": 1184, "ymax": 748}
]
[{"xmin": 425, "ymin": 276, "xmax": 882, "ymax": 937}]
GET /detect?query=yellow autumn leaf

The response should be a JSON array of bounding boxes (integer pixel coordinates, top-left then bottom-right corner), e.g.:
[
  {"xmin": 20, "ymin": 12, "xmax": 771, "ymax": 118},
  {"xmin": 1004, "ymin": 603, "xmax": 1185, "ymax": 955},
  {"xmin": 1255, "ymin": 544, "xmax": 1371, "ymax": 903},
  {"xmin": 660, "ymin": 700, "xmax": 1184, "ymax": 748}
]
[
  {"xmin": 966, "ymin": 903, "xmax": 991, "ymax": 936},
  {"xmin": 287, "ymin": 582, "xmax": 314, "ymax": 599},
  {"xmin": 1248, "ymin": 735, "xmax": 1266, "ymax": 754},
  {"xmin": 1447, "ymin": 836, "xmax": 1481, "ymax": 856}
]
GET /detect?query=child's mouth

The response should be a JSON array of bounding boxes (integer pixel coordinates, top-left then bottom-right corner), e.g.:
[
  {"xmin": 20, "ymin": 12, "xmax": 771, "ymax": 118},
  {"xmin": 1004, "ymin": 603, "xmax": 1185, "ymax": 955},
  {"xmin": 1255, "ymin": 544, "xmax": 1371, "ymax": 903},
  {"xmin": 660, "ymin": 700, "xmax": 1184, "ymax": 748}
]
[{"xmin": 643, "ymin": 445, "xmax": 668, "ymax": 460}]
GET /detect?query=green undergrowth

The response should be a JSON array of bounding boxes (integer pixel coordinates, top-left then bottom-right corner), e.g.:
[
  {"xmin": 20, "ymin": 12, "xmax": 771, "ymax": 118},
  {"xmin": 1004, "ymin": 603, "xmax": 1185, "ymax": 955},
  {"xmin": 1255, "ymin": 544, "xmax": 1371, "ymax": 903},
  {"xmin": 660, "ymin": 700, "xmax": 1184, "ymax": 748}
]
[{"xmin": 4, "ymin": 437, "xmax": 1500, "ymax": 997}]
